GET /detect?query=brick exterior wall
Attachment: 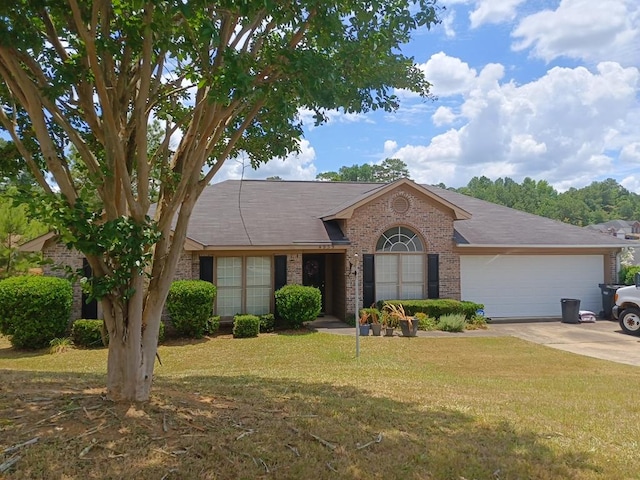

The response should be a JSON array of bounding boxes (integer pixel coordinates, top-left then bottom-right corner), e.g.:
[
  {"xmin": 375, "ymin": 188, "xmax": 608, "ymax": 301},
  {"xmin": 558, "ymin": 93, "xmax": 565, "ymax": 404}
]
[
  {"xmin": 174, "ymin": 250, "xmax": 194, "ymax": 280},
  {"xmin": 342, "ymin": 186, "xmax": 460, "ymax": 317},
  {"xmin": 42, "ymin": 241, "xmax": 84, "ymax": 321},
  {"xmin": 42, "ymin": 241, "xmax": 196, "ymax": 322},
  {"xmin": 606, "ymin": 251, "xmax": 618, "ymax": 283},
  {"xmin": 287, "ymin": 254, "xmax": 303, "ymax": 285}
]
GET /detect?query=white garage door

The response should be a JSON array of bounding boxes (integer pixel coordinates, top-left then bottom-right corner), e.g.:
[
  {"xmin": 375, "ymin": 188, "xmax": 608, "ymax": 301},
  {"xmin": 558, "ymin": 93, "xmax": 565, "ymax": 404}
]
[{"xmin": 460, "ymin": 255, "xmax": 604, "ymax": 318}]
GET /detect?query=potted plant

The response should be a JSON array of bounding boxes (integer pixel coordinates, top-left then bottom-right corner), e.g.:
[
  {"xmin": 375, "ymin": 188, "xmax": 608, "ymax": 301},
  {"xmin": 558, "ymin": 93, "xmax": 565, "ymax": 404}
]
[
  {"xmin": 358, "ymin": 311, "xmax": 371, "ymax": 336},
  {"xmin": 361, "ymin": 307, "xmax": 382, "ymax": 336},
  {"xmin": 381, "ymin": 310, "xmax": 396, "ymax": 336},
  {"xmin": 384, "ymin": 303, "xmax": 418, "ymax": 337}
]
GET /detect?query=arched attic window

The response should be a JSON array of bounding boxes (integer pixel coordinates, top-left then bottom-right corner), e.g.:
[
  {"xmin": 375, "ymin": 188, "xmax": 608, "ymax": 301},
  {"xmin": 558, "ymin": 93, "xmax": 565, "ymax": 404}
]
[{"xmin": 376, "ymin": 226, "xmax": 423, "ymax": 252}]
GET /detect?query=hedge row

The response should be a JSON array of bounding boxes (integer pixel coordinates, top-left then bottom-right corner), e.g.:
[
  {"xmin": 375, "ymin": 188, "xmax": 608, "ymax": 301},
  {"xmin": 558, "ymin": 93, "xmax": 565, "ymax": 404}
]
[
  {"xmin": 377, "ymin": 299, "xmax": 484, "ymax": 319},
  {"xmin": 71, "ymin": 319, "xmax": 166, "ymax": 348}
]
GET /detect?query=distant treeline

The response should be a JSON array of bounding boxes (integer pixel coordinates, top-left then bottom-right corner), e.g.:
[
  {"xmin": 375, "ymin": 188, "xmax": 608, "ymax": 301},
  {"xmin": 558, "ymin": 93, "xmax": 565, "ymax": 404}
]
[{"xmin": 448, "ymin": 177, "xmax": 640, "ymax": 227}]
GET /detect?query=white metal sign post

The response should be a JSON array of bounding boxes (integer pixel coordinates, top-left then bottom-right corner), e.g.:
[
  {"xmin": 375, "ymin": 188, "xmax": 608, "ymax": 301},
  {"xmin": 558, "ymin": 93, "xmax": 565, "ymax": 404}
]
[{"xmin": 354, "ymin": 253, "xmax": 360, "ymax": 358}]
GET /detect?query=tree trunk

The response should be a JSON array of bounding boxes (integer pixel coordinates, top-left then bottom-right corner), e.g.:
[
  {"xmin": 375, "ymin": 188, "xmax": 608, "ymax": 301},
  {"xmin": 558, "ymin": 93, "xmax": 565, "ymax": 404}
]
[
  {"xmin": 104, "ymin": 273, "xmax": 160, "ymax": 402},
  {"xmin": 102, "ymin": 245, "xmax": 178, "ymax": 402}
]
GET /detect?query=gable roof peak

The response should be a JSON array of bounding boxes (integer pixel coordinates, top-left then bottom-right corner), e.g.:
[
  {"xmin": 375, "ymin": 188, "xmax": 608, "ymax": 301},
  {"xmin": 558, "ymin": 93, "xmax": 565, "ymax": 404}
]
[{"xmin": 321, "ymin": 177, "xmax": 471, "ymax": 220}]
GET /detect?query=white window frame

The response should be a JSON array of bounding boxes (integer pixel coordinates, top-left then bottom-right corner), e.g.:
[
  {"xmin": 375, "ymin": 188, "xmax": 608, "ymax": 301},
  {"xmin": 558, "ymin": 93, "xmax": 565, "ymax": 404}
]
[
  {"xmin": 215, "ymin": 256, "xmax": 272, "ymax": 316},
  {"xmin": 375, "ymin": 227, "xmax": 425, "ymax": 301}
]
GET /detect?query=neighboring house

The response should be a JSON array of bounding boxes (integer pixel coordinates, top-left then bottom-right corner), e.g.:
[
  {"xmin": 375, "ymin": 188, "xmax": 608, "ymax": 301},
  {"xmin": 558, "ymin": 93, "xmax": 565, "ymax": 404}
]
[
  {"xmin": 22, "ymin": 179, "xmax": 631, "ymax": 320},
  {"xmin": 586, "ymin": 219, "xmax": 640, "ymax": 239}
]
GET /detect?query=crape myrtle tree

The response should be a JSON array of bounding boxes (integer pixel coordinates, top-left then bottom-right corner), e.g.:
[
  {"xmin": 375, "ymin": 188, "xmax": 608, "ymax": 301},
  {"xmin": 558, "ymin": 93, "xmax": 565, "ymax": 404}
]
[{"xmin": 0, "ymin": 0, "xmax": 441, "ymax": 402}]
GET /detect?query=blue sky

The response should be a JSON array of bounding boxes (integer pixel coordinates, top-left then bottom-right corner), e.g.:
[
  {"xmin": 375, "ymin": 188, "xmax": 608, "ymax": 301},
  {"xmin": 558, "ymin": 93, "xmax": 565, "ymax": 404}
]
[{"xmin": 219, "ymin": 0, "xmax": 640, "ymax": 193}]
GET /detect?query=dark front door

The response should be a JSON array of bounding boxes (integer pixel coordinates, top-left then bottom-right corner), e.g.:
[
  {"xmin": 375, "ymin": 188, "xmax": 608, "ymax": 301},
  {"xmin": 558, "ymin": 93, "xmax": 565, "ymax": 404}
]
[
  {"xmin": 82, "ymin": 258, "xmax": 98, "ymax": 319},
  {"xmin": 302, "ymin": 254, "xmax": 325, "ymax": 312}
]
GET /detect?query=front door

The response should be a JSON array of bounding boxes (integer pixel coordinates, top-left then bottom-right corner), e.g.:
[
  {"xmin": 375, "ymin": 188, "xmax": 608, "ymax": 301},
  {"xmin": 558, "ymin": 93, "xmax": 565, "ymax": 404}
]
[{"xmin": 302, "ymin": 254, "xmax": 325, "ymax": 313}]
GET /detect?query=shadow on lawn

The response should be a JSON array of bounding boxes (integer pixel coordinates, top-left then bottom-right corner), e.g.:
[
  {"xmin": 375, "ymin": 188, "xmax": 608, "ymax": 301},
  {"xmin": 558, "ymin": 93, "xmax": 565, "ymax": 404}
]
[
  {"xmin": 0, "ymin": 345, "xmax": 50, "ymax": 359},
  {"xmin": 0, "ymin": 369, "xmax": 600, "ymax": 480}
]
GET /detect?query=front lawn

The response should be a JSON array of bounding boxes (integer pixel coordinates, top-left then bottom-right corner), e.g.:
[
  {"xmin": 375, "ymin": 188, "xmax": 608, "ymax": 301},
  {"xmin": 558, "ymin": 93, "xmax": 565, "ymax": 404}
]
[{"xmin": 1, "ymin": 331, "xmax": 639, "ymax": 479}]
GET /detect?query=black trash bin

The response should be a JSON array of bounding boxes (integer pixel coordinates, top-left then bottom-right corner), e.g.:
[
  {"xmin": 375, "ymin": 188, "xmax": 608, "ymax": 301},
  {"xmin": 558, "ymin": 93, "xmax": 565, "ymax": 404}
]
[
  {"xmin": 598, "ymin": 284, "xmax": 625, "ymax": 319},
  {"xmin": 560, "ymin": 298, "xmax": 581, "ymax": 324}
]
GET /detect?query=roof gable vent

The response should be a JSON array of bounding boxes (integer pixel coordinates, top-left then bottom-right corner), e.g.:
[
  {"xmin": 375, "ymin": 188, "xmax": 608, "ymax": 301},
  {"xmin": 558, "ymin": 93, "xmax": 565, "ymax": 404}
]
[{"xmin": 392, "ymin": 195, "xmax": 410, "ymax": 214}]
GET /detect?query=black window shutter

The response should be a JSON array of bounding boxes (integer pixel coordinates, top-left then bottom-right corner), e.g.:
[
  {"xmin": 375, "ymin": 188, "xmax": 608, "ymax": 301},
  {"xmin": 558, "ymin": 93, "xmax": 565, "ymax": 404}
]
[
  {"xmin": 81, "ymin": 258, "xmax": 98, "ymax": 319},
  {"xmin": 199, "ymin": 256, "xmax": 214, "ymax": 283},
  {"xmin": 363, "ymin": 254, "xmax": 375, "ymax": 308},
  {"xmin": 274, "ymin": 255, "xmax": 287, "ymax": 292},
  {"xmin": 427, "ymin": 254, "xmax": 439, "ymax": 299}
]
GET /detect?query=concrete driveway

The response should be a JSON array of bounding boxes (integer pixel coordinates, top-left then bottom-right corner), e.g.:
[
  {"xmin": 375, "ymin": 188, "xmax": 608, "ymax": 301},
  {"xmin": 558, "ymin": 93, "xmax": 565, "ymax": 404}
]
[
  {"xmin": 487, "ymin": 320, "xmax": 640, "ymax": 367},
  {"xmin": 308, "ymin": 317, "xmax": 640, "ymax": 367}
]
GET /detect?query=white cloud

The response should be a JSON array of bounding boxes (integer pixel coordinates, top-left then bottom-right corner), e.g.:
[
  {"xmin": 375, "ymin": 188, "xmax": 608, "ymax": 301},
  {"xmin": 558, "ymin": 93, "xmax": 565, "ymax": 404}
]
[
  {"xmin": 621, "ymin": 143, "xmax": 640, "ymax": 163},
  {"xmin": 512, "ymin": 0, "xmax": 640, "ymax": 66},
  {"xmin": 383, "ymin": 140, "xmax": 398, "ymax": 155},
  {"xmin": 213, "ymin": 139, "xmax": 317, "ymax": 182},
  {"xmin": 298, "ymin": 108, "xmax": 373, "ymax": 130},
  {"xmin": 621, "ymin": 175, "xmax": 640, "ymax": 193},
  {"xmin": 386, "ymin": 58, "xmax": 640, "ymax": 191},
  {"xmin": 442, "ymin": 10, "xmax": 457, "ymax": 38},
  {"xmin": 469, "ymin": 0, "xmax": 526, "ymax": 28},
  {"xmin": 385, "ymin": 130, "xmax": 462, "ymax": 185},
  {"xmin": 508, "ymin": 134, "xmax": 547, "ymax": 158},
  {"xmin": 420, "ymin": 52, "xmax": 478, "ymax": 96},
  {"xmin": 432, "ymin": 106, "xmax": 457, "ymax": 126}
]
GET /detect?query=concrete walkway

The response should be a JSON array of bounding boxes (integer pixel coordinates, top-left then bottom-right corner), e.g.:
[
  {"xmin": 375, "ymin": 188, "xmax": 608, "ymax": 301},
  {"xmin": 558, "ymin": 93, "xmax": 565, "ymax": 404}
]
[{"xmin": 306, "ymin": 316, "xmax": 640, "ymax": 367}]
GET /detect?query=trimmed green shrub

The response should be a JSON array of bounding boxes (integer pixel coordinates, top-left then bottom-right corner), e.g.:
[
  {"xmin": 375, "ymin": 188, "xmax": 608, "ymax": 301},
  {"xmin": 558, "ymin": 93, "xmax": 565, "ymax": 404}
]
[
  {"xmin": 233, "ymin": 314, "xmax": 260, "ymax": 338},
  {"xmin": 166, "ymin": 280, "xmax": 216, "ymax": 338},
  {"xmin": 620, "ymin": 265, "xmax": 640, "ymax": 285},
  {"xmin": 378, "ymin": 299, "xmax": 483, "ymax": 319},
  {"xmin": 206, "ymin": 315, "xmax": 221, "ymax": 336},
  {"xmin": 259, "ymin": 313, "xmax": 275, "ymax": 333},
  {"xmin": 414, "ymin": 312, "xmax": 437, "ymax": 331},
  {"xmin": 438, "ymin": 313, "xmax": 467, "ymax": 332},
  {"xmin": 0, "ymin": 275, "xmax": 72, "ymax": 349},
  {"xmin": 344, "ymin": 313, "xmax": 356, "ymax": 327},
  {"xmin": 72, "ymin": 319, "xmax": 106, "ymax": 348},
  {"xmin": 72, "ymin": 319, "xmax": 165, "ymax": 348},
  {"xmin": 275, "ymin": 284, "xmax": 321, "ymax": 328}
]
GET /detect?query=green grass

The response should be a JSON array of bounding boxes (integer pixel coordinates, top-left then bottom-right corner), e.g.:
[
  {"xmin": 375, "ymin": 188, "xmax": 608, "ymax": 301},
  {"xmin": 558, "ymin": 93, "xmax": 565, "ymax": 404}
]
[{"xmin": 1, "ymin": 331, "xmax": 639, "ymax": 479}]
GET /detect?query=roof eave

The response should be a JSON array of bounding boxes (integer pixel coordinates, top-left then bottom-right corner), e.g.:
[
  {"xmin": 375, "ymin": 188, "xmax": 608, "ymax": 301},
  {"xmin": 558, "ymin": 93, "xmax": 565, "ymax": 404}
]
[
  {"xmin": 455, "ymin": 243, "xmax": 628, "ymax": 249},
  {"xmin": 321, "ymin": 178, "xmax": 472, "ymax": 220},
  {"xmin": 19, "ymin": 232, "xmax": 56, "ymax": 252},
  {"xmin": 183, "ymin": 243, "xmax": 350, "ymax": 252}
]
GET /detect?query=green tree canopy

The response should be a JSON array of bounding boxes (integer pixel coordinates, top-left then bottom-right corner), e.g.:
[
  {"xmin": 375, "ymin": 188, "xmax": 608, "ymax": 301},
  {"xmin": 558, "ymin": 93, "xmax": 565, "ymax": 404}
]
[
  {"xmin": 456, "ymin": 176, "xmax": 640, "ymax": 226},
  {"xmin": 0, "ymin": 188, "xmax": 47, "ymax": 277},
  {"xmin": 0, "ymin": 0, "xmax": 441, "ymax": 401},
  {"xmin": 315, "ymin": 158, "xmax": 411, "ymax": 182}
]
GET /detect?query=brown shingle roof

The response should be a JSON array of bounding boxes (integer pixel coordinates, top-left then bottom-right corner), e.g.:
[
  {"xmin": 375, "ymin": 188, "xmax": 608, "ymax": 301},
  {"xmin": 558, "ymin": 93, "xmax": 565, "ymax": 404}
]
[
  {"xmin": 432, "ymin": 188, "xmax": 630, "ymax": 247},
  {"xmin": 184, "ymin": 180, "xmax": 630, "ymax": 248},
  {"xmin": 187, "ymin": 180, "xmax": 381, "ymax": 246}
]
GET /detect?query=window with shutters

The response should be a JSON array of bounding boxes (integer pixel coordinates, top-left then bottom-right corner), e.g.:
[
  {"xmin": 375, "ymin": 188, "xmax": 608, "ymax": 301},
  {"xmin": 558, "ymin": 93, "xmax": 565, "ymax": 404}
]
[
  {"xmin": 216, "ymin": 256, "xmax": 271, "ymax": 316},
  {"xmin": 374, "ymin": 227, "xmax": 424, "ymax": 300}
]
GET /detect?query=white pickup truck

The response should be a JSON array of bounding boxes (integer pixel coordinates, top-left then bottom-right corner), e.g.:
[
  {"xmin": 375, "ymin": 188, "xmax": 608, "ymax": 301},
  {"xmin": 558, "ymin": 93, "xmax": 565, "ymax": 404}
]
[{"xmin": 612, "ymin": 275, "xmax": 640, "ymax": 335}]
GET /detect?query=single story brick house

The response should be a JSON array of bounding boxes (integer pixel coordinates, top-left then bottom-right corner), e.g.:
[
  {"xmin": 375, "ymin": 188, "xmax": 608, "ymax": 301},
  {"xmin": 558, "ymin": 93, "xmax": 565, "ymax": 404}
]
[{"xmin": 23, "ymin": 178, "xmax": 630, "ymax": 320}]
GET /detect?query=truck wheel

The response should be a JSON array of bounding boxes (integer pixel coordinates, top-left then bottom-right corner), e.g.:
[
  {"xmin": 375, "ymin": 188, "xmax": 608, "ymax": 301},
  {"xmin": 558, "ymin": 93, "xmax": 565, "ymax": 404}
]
[{"xmin": 619, "ymin": 308, "xmax": 640, "ymax": 335}]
